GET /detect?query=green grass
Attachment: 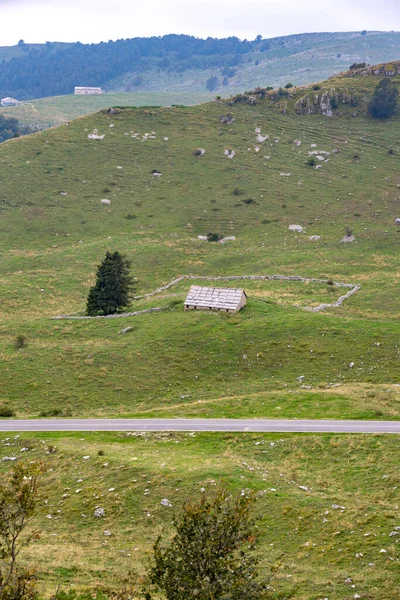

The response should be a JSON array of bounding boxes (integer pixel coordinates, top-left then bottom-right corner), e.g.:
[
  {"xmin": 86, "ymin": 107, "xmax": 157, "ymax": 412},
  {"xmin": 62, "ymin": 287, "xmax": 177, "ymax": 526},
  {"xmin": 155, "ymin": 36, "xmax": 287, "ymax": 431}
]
[
  {"xmin": 0, "ymin": 73, "xmax": 400, "ymax": 418},
  {"xmin": 0, "ymin": 92, "xmax": 215, "ymax": 128},
  {"xmin": 1, "ymin": 71, "xmax": 400, "ymax": 598},
  {"xmin": 1, "ymin": 431, "xmax": 399, "ymax": 599}
]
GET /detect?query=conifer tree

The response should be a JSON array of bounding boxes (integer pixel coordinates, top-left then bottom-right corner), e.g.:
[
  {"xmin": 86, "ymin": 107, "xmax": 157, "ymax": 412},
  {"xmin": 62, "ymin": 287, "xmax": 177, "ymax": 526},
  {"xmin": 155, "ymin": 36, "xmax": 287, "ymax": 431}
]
[{"xmin": 86, "ymin": 251, "xmax": 134, "ymax": 316}]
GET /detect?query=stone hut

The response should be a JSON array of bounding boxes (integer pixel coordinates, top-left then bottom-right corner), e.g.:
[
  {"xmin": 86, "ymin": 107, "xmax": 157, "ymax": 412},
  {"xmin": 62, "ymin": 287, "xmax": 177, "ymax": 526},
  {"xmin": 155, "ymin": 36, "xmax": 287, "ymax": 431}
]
[{"xmin": 184, "ymin": 285, "xmax": 247, "ymax": 314}]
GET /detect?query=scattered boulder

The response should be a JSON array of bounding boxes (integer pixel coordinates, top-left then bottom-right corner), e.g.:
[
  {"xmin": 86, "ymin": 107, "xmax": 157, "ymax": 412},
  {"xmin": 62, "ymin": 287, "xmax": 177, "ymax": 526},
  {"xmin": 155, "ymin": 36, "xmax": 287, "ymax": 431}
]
[
  {"xmin": 309, "ymin": 235, "xmax": 321, "ymax": 241},
  {"xmin": 119, "ymin": 327, "xmax": 133, "ymax": 334},
  {"xmin": 224, "ymin": 149, "xmax": 236, "ymax": 159},
  {"xmin": 161, "ymin": 498, "xmax": 172, "ymax": 507},
  {"xmin": 219, "ymin": 236, "xmax": 236, "ymax": 243},
  {"xmin": 293, "ymin": 140, "xmax": 301, "ymax": 147},
  {"xmin": 341, "ymin": 235, "xmax": 355, "ymax": 243},
  {"xmin": 101, "ymin": 199, "xmax": 111, "ymax": 205},
  {"xmin": 289, "ymin": 224, "xmax": 304, "ymax": 232},
  {"xmin": 88, "ymin": 131, "xmax": 105, "ymax": 140},
  {"xmin": 280, "ymin": 172, "xmax": 292, "ymax": 177},
  {"xmin": 395, "ymin": 218, "xmax": 400, "ymax": 225},
  {"xmin": 220, "ymin": 113, "xmax": 235, "ymax": 125},
  {"xmin": 193, "ymin": 148, "xmax": 205, "ymax": 157},
  {"xmin": 256, "ymin": 133, "xmax": 269, "ymax": 143},
  {"xmin": 94, "ymin": 507, "xmax": 105, "ymax": 518},
  {"xmin": 152, "ymin": 169, "xmax": 162, "ymax": 177}
]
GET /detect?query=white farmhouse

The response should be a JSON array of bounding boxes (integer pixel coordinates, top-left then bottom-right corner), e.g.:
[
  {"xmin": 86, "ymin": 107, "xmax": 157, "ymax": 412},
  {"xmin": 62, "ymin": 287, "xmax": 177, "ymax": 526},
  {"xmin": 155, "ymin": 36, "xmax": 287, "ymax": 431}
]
[
  {"xmin": 74, "ymin": 87, "xmax": 105, "ymax": 95},
  {"xmin": 1, "ymin": 97, "xmax": 19, "ymax": 106}
]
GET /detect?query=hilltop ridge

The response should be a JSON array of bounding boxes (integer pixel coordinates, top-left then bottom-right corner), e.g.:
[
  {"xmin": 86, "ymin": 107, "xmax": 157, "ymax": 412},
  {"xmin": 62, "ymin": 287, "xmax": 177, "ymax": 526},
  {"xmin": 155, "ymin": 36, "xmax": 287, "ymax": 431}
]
[{"xmin": 0, "ymin": 30, "xmax": 399, "ymax": 101}]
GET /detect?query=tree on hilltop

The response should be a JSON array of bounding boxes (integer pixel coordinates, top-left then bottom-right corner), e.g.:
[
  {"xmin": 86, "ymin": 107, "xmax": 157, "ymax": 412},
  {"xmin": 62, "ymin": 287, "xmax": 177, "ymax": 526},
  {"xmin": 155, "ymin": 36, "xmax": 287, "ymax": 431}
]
[
  {"xmin": 368, "ymin": 78, "xmax": 399, "ymax": 119},
  {"xmin": 86, "ymin": 251, "xmax": 134, "ymax": 316}
]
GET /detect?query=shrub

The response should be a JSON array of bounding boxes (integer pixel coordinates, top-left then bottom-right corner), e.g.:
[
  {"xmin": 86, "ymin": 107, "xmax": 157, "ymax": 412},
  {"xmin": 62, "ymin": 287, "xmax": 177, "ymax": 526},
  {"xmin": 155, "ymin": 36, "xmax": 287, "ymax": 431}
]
[
  {"xmin": 312, "ymin": 84, "xmax": 321, "ymax": 90},
  {"xmin": 125, "ymin": 214, "xmax": 137, "ymax": 220},
  {"xmin": 368, "ymin": 79, "xmax": 399, "ymax": 119},
  {"xmin": 330, "ymin": 97, "xmax": 338, "ymax": 109},
  {"xmin": 206, "ymin": 232, "xmax": 224, "ymax": 242},
  {"xmin": 349, "ymin": 62, "xmax": 366, "ymax": 70},
  {"xmin": 0, "ymin": 405, "xmax": 15, "ymax": 418},
  {"xmin": 15, "ymin": 335, "xmax": 27, "ymax": 349},
  {"xmin": 388, "ymin": 148, "xmax": 395, "ymax": 155},
  {"xmin": 307, "ymin": 156, "xmax": 316, "ymax": 167},
  {"xmin": 232, "ymin": 187, "xmax": 242, "ymax": 196},
  {"xmin": 284, "ymin": 82, "xmax": 293, "ymax": 88},
  {"xmin": 146, "ymin": 489, "xmax": 271, "ymax": 600},
  {"xmin": 345, "ymin": 226, "xmax": 353, "ymax": 236}
]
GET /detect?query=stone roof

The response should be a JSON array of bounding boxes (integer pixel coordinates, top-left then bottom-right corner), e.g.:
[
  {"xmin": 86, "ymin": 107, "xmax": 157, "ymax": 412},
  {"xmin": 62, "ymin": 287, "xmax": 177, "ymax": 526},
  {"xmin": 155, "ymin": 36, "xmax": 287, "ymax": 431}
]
[{"xmin": 185, "ymin": 285, "xmax": 246, "ymax": 310}]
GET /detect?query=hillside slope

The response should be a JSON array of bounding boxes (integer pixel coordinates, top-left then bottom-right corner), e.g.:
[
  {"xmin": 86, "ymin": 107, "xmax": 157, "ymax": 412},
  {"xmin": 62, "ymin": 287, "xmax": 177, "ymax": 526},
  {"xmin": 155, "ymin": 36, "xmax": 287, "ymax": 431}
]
[{"xmin": 0, "ymin": 68, "xmax": 399, "ymax": 420}]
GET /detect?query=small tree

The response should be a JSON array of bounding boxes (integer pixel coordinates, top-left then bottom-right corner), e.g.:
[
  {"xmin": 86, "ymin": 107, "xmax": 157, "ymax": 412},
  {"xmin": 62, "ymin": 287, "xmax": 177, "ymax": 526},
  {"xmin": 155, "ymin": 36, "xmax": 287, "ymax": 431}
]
[
  {"xmin": 146, "ymin": 489, "xmax": 271, "ymax": 600},
  {"xmin": 368, "ymin": 78, "xmax": 399, "ymax": 119},
  {"xmin": 0, "ymin": 462, "xmax": 42, "ymax": 600},
  {"xmin": 86, "ymin": 251, "xmax": 134, "ymax": 316}
]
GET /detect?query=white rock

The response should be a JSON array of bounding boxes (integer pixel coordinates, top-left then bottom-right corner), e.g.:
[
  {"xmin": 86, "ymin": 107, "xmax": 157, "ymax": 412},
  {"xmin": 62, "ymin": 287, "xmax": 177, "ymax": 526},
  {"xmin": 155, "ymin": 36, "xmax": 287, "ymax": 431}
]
[
  {"xmin": 289, "ymin": 225, "xmax": 304, "ymax": 232},
  {"xmin": 394, "ymin": 218, "xmax": 400, "ymax": 225},
  {"xmin": 293, "ymin": 140, "xmax": 301, "ymax": 147},
  {"xmin": 332, "ymin": 504, "xmax": 345, "ymax": 510},
  {"xmin": 380, "ymin": 549, "xmax": 387, "ymax": 553},
  {"xmin": 309, "ymin": 235, "xmax": 321, "ymax": 241},
  {"xmin": 103, "ymin": 530, "xmax": 112, "ymax": 536},
  {"xmin": 161, "ymin": 498, "xmax": 172, "ymax": 507},
  {"xmin": 101, "ymin": 199, "xmax": 111, "ymax": 205},
  {"xmin": 224, "ymin": 149, "xmax": 236, "ymax": 159},
  {"xmin": 349, "ymin": 362, "xmax": 355, "ymax": 368},
  {"xmin": 94, "ymin": 507, "xmax": 105, "ymax": 518},
  {"xmin": 280, "ymin": 172, "xmax": 292, "ymax": 177},
  {"xmin": 88, "ymin": 133, "xmax": 105, "ymax": 140},
  {"xmin": 341, "ymin": 235, "xmax": 355, "ymax": 243}
]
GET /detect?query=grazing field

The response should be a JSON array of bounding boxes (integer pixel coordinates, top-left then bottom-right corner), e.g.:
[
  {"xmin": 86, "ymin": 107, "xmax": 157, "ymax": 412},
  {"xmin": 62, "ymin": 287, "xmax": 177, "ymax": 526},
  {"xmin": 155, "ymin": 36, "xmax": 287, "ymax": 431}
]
[
  {"xmin": 0, "ymin": 69, "xmax": 400, "ymax": 419},
  {"xmin": 0, "ymin": 66, "xmax": 400, "ymax": 599},
  {"xmin": 1, "ymin": 431, "xmax": 399, "ymax": 600},
  {"xmin": 0, "ymin": 91, "xmax": 214, "ymax": 128}
]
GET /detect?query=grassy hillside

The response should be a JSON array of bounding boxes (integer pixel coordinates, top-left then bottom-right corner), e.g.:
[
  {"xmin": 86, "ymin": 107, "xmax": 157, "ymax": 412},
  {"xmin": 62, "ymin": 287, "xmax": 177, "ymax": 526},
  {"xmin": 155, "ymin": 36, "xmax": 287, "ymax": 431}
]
[
  {"xmin": 0, "ymin": 91, "xmax": 214, "ymax": 129},
  {"xmin": 0, "ymin": 68, "xmax": 399, "ymax": 419},
  {"xmin": 0, "ymin": 31, "xmax": 400, "ymax": 128},
  {"xmin": 1, "ymin": 431, "xmax": 400, "ymax": 600},
  {"xmin": 113, "ymin": 31, "xmax": 400, "ymax": 95}
]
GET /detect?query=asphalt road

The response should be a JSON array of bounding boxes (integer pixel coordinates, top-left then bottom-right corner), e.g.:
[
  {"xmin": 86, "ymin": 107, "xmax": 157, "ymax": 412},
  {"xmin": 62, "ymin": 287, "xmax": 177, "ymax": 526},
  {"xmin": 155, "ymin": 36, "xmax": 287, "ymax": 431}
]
[{"xmin": 0, "ymin": 419, "xmax": 399, "ymax": 433}]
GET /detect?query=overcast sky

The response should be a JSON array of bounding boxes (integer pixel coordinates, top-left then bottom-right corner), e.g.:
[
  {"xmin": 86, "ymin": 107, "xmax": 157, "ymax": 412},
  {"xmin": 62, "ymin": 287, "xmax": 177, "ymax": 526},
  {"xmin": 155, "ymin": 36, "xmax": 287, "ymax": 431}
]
[{"xmin": 1, "ymin": 0, "xmax": 399, "ymax": 46}]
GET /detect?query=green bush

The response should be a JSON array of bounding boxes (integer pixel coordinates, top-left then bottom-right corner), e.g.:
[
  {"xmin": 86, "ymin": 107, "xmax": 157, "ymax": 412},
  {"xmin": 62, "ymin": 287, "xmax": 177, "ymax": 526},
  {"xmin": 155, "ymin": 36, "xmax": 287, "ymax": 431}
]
[
  {"xmin": 206, "ymin": 232, "xmax": 224, "ymax": 242},
  {"xmin": 368, "ymin": 79, "xmax": 399, "ymax": 119},
  {"xmin": 15, "ymin": 334, "xmax": 27, "ymax": 349},
  {"xmin": 0, "ymin": 405, "xmax": 15, "ymax": 418}
]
